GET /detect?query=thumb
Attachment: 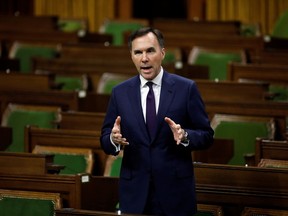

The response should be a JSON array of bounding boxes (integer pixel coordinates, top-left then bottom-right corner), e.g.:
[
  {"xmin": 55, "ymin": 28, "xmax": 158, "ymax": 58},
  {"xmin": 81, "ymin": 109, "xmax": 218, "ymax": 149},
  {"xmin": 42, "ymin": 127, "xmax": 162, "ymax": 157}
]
[
  {"xmin": 165, "ymin": 117, "xmax": 175, "ymax": 127},
  {"xmin": 115, "ymin": 116, "xmax": 121, "ymax": 127}
]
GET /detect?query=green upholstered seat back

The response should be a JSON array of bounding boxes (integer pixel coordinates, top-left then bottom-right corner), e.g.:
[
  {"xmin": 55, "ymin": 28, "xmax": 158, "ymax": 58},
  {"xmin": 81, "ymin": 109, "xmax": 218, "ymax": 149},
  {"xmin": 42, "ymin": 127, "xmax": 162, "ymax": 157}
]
[
  {"xmin": 101, "ymin": 79, "xmax": 124, "ymax": 94},
  {"xmin": 269, "ymin": 85, "xmax": 288, "ymax": 101},
  {"xmin": 4, "ymin": 110, "xmax": 57, "ymax": 152},
  {"xmin": 193, "ymin": 52, "xmax": 243, "ymax": 80},
  {"xmin": 104, "ymin": 150, "xmax": 123, "ymax": 177},
  {"xmin": 13, "ymin": 46, "xmax": 57, "ymax": 73},
  {"xmin": 108, "ymin": 157, "xmax": 122, "ymax": 177},
  {"xmin": 97, "ymin": 73, "xmax": 129, "ymax": 94},
  {"xmin": 271, "ymin": 10, "xmax": 288, "ymax": 39},
  {"xmin": 55, "ymin": 76, "xmax": 85, "ymax": 91},
  {"xmin": 32, "ymin": 145, "xmax": 93, "ymax": 175},
  {"xmin": 240, "ymin": 23, "xmax": 261, "ymax": 36},
  {"xmin": 213, "ymin": 119, "xmax": 273, "ymax": 165},
  {"xmin": 58, "ymin": 19, "xmax": 86, "ymax": 33},
  {"xmin": 0, "ymin": 196, "xmax": 55, "ymax": 216},
  {"xmin": 53, "ymin": 154, "xmax": 88, "ymax": 175},
  {"xmin": 163, "ymin": 51, "xmax": 176, "ymax": 64},
  {"xmin": 103, "ymin": 22, "xmax": 144, "ymax": 45}
]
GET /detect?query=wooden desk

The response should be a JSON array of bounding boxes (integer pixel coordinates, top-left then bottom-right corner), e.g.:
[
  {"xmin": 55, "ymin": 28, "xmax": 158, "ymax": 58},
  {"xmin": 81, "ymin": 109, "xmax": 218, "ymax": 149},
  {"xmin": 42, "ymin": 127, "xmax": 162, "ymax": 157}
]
[
  {"xmin": 152, "ymin": 19, "xmax": 241, "ymax": 35},
  {"xmin": 0, "ymin": 15, "xmax": 58, "ymax": 33},
  {"xmin": 163, "ymin": 33, "xmax": 264, "ymax": 59},
  {"xmin": 0, "ymin": 72, "xmax": 55, "ymax": 91},
  {"xmin": 0, "ymin": 90, "xmax": 79, "ymax": 118},
  {"xmin": 196, "ymin": 79, "xmax": 269, "ymax": 102},
  {"xmin": 0, "ymin": 174, "xmax": 119, "ymax": 211},
  {"xmin": 228, "ymin": 62, "xmax": 288, "ymax": 85},
  {"xmin": 255, "ymin": 138, "xmax": 288, "ymax": 164},
  {"xmin": 58, "ymin": 111, "xmax": 105, "ymax": 131},
  {"xmin": 0, "ymin": 151, "xmax": 54, "ymax": 175},
  {"xmin": 194, "ymin": 163, "xmax": 288, "ymax": 215}
]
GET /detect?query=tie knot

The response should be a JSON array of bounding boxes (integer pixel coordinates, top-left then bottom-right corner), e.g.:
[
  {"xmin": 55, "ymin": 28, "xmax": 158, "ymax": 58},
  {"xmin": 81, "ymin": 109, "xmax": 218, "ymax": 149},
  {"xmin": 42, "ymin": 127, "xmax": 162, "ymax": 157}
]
[{"xmin": 146, "ymin": 82, "xmax": 154, "ymax": 89}]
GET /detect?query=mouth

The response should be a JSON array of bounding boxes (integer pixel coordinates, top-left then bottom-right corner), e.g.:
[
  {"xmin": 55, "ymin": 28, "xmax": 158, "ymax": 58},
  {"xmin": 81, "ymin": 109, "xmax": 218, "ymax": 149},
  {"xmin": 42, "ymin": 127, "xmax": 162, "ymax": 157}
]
[{"xmin": 140, "ymin": 66, "xmax": 153, "ymax": 73}]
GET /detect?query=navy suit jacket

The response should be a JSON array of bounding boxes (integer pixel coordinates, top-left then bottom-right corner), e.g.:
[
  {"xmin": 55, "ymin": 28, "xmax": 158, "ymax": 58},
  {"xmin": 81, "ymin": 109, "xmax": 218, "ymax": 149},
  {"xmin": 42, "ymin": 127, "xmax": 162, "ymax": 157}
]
[{"xmin": 100, "ymin": 71, "xmax": 214, "ymax": 215}]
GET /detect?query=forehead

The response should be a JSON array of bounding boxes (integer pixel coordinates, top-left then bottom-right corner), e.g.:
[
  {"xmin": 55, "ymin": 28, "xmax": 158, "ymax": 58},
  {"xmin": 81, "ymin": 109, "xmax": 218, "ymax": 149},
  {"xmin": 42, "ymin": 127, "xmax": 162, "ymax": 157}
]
[{"xmin": 131, "ymin": 32, "xmax": 160, "ymax": 50}]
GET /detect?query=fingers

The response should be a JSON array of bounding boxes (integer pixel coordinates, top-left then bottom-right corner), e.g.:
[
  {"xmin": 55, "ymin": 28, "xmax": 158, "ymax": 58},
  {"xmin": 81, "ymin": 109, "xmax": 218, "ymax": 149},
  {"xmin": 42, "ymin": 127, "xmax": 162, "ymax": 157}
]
[
  {"xmin": 165, "ymin": 117, "xmax": 181, "ymax": 131},
  {"xmin": 112, "ymin": 116, "xmax": 129, "ymax": 146},
  {"xmin": 114, "ymin": 116, "xmax": 121, "ymax": 127},
  {"xmin": 165, "ymin": 117, "xmax": 184, "ymax": 145},
  {"xmin": 112, "ymin": 133, "xmax": 129, "ymax": 146},
  {"xmin": 164, "ymin": 117, "xmax": 174, "ymax": 126}
]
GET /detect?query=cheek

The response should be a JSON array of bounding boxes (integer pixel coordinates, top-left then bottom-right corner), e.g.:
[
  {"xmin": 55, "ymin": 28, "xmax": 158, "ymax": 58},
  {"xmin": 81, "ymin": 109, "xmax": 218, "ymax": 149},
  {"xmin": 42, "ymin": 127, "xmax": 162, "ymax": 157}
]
[
  {"xmin": 156, "ymin": 55, "xmax": 164, "ymax": 63},
  {"xmin": 131, "ymin": 57, "xmax": 138, "ymax": 65}
]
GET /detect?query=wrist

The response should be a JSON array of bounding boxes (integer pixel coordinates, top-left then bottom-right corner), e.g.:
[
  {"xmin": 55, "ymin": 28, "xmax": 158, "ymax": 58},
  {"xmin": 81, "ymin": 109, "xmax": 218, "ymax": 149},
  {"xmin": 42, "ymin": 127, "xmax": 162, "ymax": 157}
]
[{"xmin": 181, "ymin": 129, "xmax": 189, "ymax": 143}]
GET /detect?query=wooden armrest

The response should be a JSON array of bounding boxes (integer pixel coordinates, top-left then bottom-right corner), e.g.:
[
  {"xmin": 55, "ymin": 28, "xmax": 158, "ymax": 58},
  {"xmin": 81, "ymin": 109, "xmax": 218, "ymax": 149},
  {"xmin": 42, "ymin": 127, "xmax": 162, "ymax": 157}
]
[
  {"xmin": 264, "ymin": 92, "xmax": 279, "ymax": 100},
  {"xmin": 244, "ymin": 153, "xmax": 256, "ymax": 166},
  {"xmin": 46, "ymin": 163, "xmax": 66, "ymax": 174},
  {"xmin": 0, "ymin": 126, "xmax": 12, "ymax": 151}
]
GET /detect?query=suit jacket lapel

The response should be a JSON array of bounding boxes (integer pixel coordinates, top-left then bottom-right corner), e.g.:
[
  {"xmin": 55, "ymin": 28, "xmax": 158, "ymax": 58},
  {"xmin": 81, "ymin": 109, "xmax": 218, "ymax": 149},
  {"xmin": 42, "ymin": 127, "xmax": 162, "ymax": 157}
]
[{"xmin": 152, "ymin": 72, "xmax": 175, "ymax": 141}]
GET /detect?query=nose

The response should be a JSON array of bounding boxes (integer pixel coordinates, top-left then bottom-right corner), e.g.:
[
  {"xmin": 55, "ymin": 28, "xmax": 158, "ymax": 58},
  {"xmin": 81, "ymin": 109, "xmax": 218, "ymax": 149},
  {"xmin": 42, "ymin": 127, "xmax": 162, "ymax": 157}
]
[{"xmin": 141, "ymin": 52, "xmax": 148, "ymax": 62}]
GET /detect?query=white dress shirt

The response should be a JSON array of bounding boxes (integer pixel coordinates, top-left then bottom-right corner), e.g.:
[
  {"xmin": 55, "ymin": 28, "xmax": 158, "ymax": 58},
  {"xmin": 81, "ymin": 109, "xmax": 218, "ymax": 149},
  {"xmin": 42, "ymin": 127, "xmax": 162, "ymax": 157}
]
[{"xmin": 139, "ymin": 67, "xmax": 163, "ymax": 121}]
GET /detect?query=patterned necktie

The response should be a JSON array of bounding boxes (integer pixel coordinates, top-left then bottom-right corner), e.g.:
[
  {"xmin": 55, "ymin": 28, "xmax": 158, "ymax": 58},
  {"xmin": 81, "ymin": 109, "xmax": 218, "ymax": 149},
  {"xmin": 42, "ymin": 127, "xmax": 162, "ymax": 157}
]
[{"xmin": 146, "ymin": 82, "xmax": 156, "ymax": 138}]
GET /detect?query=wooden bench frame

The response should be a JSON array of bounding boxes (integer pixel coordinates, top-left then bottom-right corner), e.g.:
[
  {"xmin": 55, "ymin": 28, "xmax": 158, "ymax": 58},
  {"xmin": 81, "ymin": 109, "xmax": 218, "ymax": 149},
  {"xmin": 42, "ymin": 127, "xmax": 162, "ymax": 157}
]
[
  {"xmin": 255, "ymin": 138, "xmax": 288, "ymax": 164},
  {"xmin": 24, "ymin": 126, "xmax": 105, "ymax": 175}
]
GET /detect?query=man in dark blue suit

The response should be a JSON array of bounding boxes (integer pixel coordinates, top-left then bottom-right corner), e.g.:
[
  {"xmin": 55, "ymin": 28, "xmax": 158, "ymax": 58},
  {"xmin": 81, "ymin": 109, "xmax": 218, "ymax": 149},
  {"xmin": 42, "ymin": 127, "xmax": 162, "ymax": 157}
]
[{"xmin": 100, "ymin": 27, "xmax": 214, "ymax": 216}]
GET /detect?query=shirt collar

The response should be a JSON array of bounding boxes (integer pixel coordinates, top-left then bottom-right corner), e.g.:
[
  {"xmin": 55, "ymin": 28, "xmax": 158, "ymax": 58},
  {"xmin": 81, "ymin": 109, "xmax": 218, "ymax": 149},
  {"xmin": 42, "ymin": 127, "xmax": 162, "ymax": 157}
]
[{"xmin": 140, "ymin": 67, "xmax": 163, "ymax": 88}]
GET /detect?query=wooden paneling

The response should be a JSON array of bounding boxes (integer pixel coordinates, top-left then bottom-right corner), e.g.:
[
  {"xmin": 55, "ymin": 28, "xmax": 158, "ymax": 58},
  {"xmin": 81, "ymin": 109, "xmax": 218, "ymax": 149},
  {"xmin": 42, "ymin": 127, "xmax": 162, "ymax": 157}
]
[
  {"xmin": 33, "ymin": 0, "xmax": 115, "ymax": 32},
  {"xmin": 33, "ymin": 0, "xmax": 288, "ymax": 35},
  {"xmin": 115, "ymin": 0, "xmax": 132, "ymax": 19},
  {"xmin": 206, "ymin": 0, "xmax": 288, "ymax": 35},
  {"xmin": 187, "ymin": 0, "xmax": 206, "ymax": 21}
]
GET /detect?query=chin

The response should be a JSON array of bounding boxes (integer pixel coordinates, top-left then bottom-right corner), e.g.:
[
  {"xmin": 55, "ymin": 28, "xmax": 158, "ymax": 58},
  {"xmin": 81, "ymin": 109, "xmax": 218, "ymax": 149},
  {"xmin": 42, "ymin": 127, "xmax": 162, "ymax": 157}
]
[{"xmin": 142, "ymin": 74, "xmax": 154, "ymax": 80}]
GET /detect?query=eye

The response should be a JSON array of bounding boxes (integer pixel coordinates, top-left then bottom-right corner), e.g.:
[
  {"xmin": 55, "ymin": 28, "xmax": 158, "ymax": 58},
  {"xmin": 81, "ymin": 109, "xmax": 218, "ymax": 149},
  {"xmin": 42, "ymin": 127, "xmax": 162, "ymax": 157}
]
[
  {"xmin": 147, "ymin": 48, "xmax": 156, "ymax": 53},
  {"xmin": 134, "ymin": 50, "xmax": 142, "ymax": 55}
]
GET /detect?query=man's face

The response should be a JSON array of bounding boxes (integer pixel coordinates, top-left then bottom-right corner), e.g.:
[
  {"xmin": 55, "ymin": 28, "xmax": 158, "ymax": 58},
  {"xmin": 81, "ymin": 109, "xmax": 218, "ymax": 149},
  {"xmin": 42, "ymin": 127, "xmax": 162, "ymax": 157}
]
[{"xmin": 130, "ymin": 32, "xmax": 165, "ymax": 80}]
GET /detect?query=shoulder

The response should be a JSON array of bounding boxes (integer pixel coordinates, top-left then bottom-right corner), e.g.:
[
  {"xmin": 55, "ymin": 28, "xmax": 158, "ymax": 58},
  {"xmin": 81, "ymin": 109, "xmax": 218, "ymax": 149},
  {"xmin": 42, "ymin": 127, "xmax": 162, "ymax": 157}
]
[{"xmin": 163, "ymin": 70, "xmax": 196, "ymax": 86}]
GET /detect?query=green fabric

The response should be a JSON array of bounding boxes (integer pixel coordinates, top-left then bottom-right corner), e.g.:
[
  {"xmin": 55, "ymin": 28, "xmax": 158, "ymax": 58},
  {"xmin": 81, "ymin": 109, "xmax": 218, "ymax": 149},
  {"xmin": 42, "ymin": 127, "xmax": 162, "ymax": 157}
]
[
  {"xmin": 269, "ymin": 85, "xmax": 288, "ymax": 101},
  {"xmin": 163, "ymin": 51, "xmax": 176, "ymax": 64},
  {"xmin": 5, "ymin": 110, "xmax": 57, "ymax": 152},
  {"xmin": 0, "ymin": 197, "xmax": 55, "ymax": 216},
  {"xmin": 58, "ymin": 20, "xmax": 84, "ymax": 32},
  {"xmin": 103, "ymin": 22, "xmax": 144, "ymax": 45},
  {"xmin": 109, "ymin": 157, "xmax": 122, "ymax": 177},
  {"xmin": 102, "ymin": 79, "xmax": 125, "ymax": 94},
  {"xmin": 14, "ymin": 46, "xmax": 57, "ymax": 73},
  {"xmin": 214, "ymin": 121, "xmax": 269, "ymax": 165},
  {"xmin": 53, "ymin": 154, "xmax": 87, "ymax": 175},
  {"xmin": 241, "ymin": 24, "xmax": 259, "ymax": 36},
  {"xmin": 194, "ymin": 52, "xmax": 242, "ymax": 80},
  {"xmin": 271, "ymin": 10, "xmax": 288, "ymax": 39},
  {"xmin": 55, "ymin": 76, "xmax": 83, "ymax": 91}
]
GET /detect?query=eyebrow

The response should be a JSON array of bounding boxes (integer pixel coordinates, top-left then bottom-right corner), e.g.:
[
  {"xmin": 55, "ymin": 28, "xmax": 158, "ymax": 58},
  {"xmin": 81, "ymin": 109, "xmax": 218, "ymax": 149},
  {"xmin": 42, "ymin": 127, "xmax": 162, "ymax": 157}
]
[{"xmin": 133, "ymin": 47, "xmax": 156, "ymax": 54}]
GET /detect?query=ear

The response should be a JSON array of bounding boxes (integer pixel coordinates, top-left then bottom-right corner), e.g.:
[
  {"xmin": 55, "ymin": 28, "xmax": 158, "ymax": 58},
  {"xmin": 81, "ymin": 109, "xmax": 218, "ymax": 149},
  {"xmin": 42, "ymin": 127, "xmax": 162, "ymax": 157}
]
[{"xmin": 161, "ymin": 48, "xmax": 166, "ymax": 60}]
